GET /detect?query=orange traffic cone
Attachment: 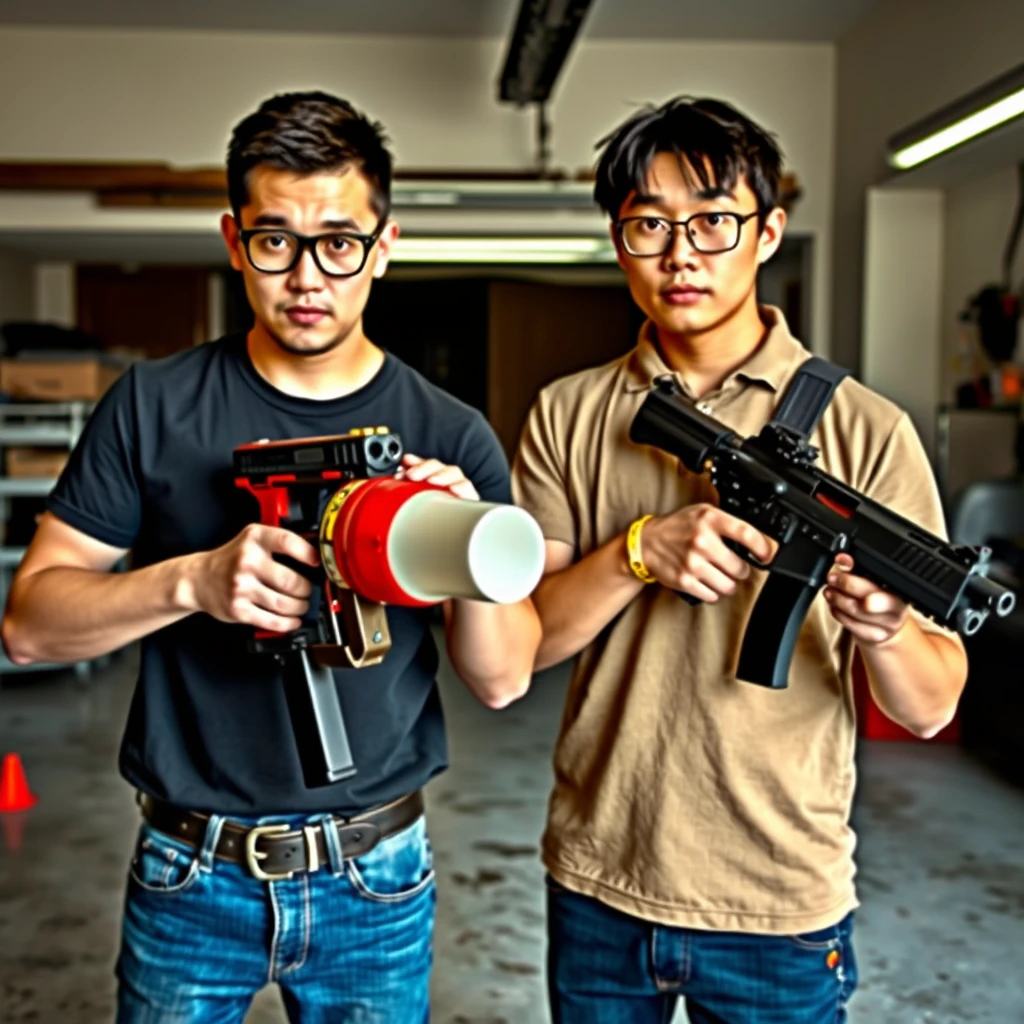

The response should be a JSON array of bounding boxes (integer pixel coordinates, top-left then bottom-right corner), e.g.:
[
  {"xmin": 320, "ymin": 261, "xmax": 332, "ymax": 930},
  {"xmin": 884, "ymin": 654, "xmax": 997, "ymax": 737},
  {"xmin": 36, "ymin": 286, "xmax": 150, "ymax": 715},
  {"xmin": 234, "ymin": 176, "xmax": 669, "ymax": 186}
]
[{"xmin": 0, "ymin": 753, "xmax": 38, "ymax": 813}]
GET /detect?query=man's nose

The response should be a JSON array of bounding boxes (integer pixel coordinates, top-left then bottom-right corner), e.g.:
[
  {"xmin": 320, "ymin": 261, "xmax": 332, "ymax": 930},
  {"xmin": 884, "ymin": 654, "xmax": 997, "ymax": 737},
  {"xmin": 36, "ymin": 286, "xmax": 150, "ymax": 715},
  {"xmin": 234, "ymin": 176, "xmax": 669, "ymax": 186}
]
[
  {"xmin": 663, "ymin": 225, "xmax": 699, "ymax": 269},
  {"xmin": 289, "ymin": 246, "xmax": 325, "ymax": 290}
]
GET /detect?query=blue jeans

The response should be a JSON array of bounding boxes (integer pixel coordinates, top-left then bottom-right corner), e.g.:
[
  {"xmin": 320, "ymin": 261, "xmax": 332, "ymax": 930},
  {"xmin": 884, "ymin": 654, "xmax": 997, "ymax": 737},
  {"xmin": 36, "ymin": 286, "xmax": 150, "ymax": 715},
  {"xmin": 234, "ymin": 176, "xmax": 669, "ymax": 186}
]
[
  {"xmin": 116, "ymin": 810, "xmax": 436, "ymax": 1023},
  {"xmin": 546, "ymin": 877, "xmax": 857, "ymax": 1024}
]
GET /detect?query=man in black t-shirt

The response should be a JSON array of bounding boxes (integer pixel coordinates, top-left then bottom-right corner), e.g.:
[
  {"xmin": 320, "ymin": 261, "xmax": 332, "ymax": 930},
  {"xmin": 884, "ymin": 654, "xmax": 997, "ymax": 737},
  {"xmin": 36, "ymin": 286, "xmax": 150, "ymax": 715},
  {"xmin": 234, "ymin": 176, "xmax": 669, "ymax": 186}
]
[{"xmin": 2, "ymin": 92, "xmax": 541, "ymax": 1023}]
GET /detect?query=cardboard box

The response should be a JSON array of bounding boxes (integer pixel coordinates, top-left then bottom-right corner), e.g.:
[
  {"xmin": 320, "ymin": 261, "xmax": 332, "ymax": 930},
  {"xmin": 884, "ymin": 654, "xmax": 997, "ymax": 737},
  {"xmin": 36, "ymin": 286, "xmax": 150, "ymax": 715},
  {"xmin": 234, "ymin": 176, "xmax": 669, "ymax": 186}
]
[
  {"xmin": 5, "ymin": 447, "xmax": 70, "ymax": 479},
  {"xmin": 0, "ymin": 357, "xmax": 123, "ymax": 401}
]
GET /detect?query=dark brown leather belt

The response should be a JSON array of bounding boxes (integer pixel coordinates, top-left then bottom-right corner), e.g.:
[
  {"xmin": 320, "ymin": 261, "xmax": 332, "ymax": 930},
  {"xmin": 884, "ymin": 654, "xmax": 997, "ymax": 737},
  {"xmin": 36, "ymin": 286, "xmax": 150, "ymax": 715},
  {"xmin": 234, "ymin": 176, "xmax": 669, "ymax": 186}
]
[{"xmin": 139, "ymin": 789, "xmax": 424, "ymax": 882}]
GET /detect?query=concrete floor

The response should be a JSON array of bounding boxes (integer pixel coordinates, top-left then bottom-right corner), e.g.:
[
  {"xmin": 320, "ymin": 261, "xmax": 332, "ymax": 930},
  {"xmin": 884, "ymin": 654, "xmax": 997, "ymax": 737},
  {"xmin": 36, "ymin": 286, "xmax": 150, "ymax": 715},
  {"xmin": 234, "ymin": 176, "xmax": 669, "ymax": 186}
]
[{"xmin": 1, "ymin": 643, "xmax": 1023, "ymax": 1024}]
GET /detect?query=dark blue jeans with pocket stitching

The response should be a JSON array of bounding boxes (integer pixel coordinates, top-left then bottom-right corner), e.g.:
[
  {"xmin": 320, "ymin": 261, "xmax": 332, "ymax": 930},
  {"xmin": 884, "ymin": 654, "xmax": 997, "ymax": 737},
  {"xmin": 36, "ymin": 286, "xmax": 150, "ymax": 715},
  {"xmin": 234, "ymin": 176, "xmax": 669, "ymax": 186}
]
[
  {"xmin": 546, "ymin": 875, "xmax": 857, "ymax": 1024},
  {"xmin": 116, "ymin": 809, "xmax": 436, "ymax": 1023}
]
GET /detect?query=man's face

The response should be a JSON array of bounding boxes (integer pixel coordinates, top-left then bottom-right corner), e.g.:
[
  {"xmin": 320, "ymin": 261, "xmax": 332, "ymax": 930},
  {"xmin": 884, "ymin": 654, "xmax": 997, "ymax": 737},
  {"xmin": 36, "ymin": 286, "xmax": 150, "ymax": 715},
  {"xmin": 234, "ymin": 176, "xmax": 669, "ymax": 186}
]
[
  {"xmin": 221, "ymin": 165, "xmax": 398, "ymax": 357},
  {"xmin": 612, "ymin": 151, "xmax": 785, "ymax": 338}
]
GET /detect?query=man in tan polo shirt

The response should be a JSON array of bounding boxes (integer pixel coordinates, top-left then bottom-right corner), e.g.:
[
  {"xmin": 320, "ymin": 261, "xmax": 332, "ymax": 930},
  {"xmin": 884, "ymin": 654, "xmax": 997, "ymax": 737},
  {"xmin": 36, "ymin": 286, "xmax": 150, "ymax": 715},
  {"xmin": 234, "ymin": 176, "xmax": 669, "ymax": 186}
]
[{"xmin": 512, "ymin": 96, "xmax": 967, "ymax": 1024}]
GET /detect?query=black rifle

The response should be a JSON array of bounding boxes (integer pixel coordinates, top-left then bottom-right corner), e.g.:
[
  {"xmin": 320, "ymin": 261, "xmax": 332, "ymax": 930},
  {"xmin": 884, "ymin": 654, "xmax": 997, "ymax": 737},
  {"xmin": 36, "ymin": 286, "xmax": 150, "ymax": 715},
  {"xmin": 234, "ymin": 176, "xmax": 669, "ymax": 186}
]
[{"xmin": 630, "ymin": 377, "xmax": 1016, "ymax": 689}]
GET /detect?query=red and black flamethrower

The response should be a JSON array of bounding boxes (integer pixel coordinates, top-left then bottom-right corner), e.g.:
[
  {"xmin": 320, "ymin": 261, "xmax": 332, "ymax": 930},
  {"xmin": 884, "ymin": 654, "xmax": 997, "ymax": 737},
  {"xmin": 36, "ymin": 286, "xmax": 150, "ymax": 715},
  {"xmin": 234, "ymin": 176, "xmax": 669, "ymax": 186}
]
[{"xmin": 234, "ymin": 428, "xmax": 543, "ymax": 788}]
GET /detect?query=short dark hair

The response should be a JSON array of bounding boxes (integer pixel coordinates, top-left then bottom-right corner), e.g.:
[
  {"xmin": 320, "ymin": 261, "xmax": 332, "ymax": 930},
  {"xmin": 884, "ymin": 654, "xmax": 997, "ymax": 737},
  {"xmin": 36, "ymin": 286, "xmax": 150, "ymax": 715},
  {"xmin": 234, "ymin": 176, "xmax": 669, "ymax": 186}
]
[
  {"xmin": 226, "ymin": 91, "xmax": 393, "ymax": 221},
  {"xmin": 593, "ymin": 97, "xmax": 783, "ymax": 222}
]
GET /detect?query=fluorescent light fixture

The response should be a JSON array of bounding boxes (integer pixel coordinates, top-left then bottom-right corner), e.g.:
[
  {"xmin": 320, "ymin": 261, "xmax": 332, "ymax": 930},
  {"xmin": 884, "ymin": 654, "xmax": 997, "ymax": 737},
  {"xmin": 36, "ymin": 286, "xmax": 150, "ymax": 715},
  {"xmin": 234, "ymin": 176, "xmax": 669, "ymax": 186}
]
[
  {"xmin": 392, "ymin": 236, "xmax": 616, "ymax": 264},
  {"xmin": 498, "ymin": 0, "xmax": 595, "ymax": 105},
  {"xmin": 391, "ymin": 179, "xmax": 596, "ymax": 210},
  {"xmin": 394, "ymin": 190, "xmax": 460, "ymax": 206},
  {"xmin": 888, "ymin": 62, "xmax": 1024, "ymax": 170}
]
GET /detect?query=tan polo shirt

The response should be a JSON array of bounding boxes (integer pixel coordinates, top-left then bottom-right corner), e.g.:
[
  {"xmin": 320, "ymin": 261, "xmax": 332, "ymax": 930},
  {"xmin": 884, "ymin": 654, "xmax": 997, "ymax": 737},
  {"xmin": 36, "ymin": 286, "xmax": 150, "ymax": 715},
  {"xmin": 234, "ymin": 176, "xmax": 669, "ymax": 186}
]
[{"xmin": 512, "ymin": 306, "xmax": 956, "ymax": 935}]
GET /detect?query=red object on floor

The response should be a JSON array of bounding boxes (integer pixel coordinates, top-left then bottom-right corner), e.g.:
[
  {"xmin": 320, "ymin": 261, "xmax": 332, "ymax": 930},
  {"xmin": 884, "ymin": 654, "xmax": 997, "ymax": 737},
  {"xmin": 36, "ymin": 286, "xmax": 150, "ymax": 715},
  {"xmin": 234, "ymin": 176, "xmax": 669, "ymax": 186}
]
[
  {"xmin": 1, "ymin": 812, "xmax": 28, "ymax": 852},
  {"xmin": 0, "ymin": 753, "xmax": 38, "ymax": 812},
  {"xmin": 853, "ymin": 660, "xmax": 960, "ymax": 742}
]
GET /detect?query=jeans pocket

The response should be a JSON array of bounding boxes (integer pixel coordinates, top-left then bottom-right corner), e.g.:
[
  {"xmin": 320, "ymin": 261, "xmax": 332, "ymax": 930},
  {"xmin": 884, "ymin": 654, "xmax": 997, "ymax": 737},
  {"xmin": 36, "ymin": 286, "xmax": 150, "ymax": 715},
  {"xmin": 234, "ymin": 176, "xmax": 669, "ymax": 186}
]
[
  {"xmin": 129, "ymin": 822, "xmax": 201, "ymax": 896},
  {"xmin": 785, "ymin": 922, "xmax": 842, "ymax": 951},
  {"xmin": 346, "ymin": 818, "xmax": 435, "ymax": 904}
]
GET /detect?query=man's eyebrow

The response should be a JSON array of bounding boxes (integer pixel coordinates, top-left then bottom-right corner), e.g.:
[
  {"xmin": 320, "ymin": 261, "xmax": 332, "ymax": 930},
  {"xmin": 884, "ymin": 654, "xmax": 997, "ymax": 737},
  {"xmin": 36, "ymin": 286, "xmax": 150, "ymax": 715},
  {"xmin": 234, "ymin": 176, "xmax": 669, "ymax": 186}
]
[
  {"xmin": 251, "ymin": 214, "xmax": 290, "ymax": 227},
  {"xmin": 248, "ymin": 214, "xmax": 363, "ymax": 230},
  {"xmin": 320, "ymin": 217, "xmax": 362, "ymax": 231},
  {"xmin": 693, "ymin": 185, "xmax": 737, "ymax": 202},
  {"xmin": 624, "ymin": 185, "xmax": 738, "ymax": 212}
]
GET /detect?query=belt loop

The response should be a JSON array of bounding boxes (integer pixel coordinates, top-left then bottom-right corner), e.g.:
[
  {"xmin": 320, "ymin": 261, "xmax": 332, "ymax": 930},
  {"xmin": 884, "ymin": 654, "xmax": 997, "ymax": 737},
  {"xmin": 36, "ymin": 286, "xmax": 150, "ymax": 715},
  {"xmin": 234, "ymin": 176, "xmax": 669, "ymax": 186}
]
[
  {"xmin": 321, "ymin": 815, "xmax": 347, "ymax": 876},
  {"xmin": 198, "ymin": 814, "xmax": 225, "ymax": 874}
]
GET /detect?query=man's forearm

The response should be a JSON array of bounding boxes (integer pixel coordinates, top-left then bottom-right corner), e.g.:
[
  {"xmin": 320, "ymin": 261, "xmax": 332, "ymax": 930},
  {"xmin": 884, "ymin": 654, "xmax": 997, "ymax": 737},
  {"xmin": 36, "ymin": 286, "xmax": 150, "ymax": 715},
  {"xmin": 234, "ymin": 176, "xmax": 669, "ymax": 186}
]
[
  {"xmin": 445, "ymin": 597, "xmax": 541, "ymax": 709},
  {"xmin": 533, "ymin": 533, "xmax": 645, "ymax": 671},
  {"xmin": 2, "ymin": 556, "xmax": 201, "ymax": 664},
  {"xmin": 859, "ymin": 620, "xmax": 967, "ymax": 738}
]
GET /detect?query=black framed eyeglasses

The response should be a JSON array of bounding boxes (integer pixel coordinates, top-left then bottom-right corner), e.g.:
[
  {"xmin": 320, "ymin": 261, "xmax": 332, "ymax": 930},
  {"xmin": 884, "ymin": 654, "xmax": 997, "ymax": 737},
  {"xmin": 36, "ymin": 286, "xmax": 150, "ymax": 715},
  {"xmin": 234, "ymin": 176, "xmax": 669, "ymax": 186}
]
[
  {"xmin": 238, "ymin": 222, "xmax": 386, "ymax": 278},
  {"xmin": 616, "ymin": 212, "xmax": 760, "ymax": 256}
]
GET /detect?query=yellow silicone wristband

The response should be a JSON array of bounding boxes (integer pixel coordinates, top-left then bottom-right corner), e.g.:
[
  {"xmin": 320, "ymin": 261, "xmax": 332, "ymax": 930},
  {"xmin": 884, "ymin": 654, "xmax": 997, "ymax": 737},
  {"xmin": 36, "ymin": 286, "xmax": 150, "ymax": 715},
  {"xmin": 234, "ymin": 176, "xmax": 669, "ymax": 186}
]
[{"xmin": 626, "ymin": 515, "xmax": 657, "ymax": 584}]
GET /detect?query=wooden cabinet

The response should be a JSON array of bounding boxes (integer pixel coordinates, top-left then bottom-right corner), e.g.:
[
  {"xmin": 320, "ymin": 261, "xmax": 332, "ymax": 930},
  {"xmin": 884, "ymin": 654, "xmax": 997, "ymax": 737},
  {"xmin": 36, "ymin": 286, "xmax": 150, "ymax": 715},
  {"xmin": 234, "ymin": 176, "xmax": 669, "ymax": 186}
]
[
  {"xmin": 487, "ymin": 280, "xmax": 637, "ymax": 457},
  {"xmin": 76, "ymin": 265, "xmax": 209, "ymax": 358}
]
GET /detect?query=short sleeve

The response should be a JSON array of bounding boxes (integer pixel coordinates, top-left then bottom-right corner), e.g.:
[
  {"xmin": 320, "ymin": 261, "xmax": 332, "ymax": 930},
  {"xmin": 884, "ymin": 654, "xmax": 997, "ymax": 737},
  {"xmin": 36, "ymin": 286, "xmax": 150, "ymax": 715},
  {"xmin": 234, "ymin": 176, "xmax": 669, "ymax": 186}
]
[
  {"xmin": 511, "ymin": 389, "xmax": 576, "ymax": 547},
  {"xmin": 452, "ymin": 411, "xmax": 512, "ymax": 505},
  {"xmin": 46, "ymin": 368, "xmax": 142, "ymax": 549},
  {"xmin": 860, "ymin": 412, "xmax": 961, "ymax": 640}
]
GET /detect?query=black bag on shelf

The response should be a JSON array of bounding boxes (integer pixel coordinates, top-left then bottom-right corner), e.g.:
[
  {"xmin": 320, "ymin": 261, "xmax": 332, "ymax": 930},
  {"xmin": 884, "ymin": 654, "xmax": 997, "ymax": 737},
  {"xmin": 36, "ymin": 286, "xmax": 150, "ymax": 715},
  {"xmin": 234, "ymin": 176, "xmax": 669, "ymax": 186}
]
[{"xmin": 0, "ymin": 322, "xmax": 103, "ymax": 357}]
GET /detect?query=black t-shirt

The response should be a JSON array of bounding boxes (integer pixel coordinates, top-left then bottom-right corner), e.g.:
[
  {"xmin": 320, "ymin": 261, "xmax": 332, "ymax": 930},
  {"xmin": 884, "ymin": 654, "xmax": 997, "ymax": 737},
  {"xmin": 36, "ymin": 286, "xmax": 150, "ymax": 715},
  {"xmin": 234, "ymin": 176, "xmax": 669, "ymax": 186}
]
[{"xmin": 46, "ymin": 334, "xmax": 511, "ymax": 814}]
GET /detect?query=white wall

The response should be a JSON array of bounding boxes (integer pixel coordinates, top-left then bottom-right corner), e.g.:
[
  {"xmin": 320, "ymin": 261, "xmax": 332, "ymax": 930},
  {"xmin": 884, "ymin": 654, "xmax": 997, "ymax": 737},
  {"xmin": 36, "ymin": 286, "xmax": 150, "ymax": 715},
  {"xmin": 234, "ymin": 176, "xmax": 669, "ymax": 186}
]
[
  {"xmin": 833, "ymin": 0, "xmax": 1024, "ymax": 373},
  {"xmin": 560, "ymin": 40, "xmax": 835, "ymax": 352},
  {"xmin": 862, "ymin": 188, "xmax": 944, "ymax": 455},
  {"xmin": 0, "ymin": 27, "xmax": 836, "ymax": 351},
  {"xmin": 0, "ymin": 248, "xmax": 33, "ymax": 330},
  {"xmin": 942, "ymin": 166, "xmax": 1024, "ymax": 402},
  {"xmin": 33, "ymin": 263, "xmax": 76, "ymax": 327}
]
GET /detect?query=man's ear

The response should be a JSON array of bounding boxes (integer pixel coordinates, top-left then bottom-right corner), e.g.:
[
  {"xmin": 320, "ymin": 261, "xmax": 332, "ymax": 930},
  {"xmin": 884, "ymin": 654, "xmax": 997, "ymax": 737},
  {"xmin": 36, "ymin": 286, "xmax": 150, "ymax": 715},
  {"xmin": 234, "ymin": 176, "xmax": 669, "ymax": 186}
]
[
  {"xmin": 221, "ymin": 213, "xmax": 244, "ymax": 273},
  {"xmin": 756, "ymin": 207, "xmax": 787, "ymax": 266},
  {"xmin": 372, "ymin": 219, "xmax": 401, "ymax": 279}
]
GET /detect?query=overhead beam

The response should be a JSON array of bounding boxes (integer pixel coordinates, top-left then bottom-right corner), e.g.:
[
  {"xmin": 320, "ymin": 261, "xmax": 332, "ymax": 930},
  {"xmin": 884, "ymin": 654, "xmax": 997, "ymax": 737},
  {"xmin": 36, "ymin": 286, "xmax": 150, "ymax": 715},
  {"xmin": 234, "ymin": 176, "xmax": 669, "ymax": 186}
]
[{"xmin": 0, "ymin": 161, "xmax": 802, "ymax": 214}]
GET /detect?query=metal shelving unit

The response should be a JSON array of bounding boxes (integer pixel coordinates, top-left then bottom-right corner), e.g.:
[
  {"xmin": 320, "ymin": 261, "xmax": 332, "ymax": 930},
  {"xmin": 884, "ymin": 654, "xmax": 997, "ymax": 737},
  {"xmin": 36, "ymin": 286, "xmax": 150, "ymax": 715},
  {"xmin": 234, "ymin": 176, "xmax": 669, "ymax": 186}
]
[{"xmin": 0, "ymin": 401, "xmax": 95, "ymax": 680}]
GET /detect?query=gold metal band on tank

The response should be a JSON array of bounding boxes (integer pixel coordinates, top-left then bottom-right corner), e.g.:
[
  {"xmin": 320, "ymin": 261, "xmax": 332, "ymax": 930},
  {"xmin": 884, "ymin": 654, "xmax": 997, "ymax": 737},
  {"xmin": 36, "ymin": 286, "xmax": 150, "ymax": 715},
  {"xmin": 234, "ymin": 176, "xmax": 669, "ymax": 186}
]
[{"xmin": 319, "ymin": 479, "xmax": 369, "ymax": 590}]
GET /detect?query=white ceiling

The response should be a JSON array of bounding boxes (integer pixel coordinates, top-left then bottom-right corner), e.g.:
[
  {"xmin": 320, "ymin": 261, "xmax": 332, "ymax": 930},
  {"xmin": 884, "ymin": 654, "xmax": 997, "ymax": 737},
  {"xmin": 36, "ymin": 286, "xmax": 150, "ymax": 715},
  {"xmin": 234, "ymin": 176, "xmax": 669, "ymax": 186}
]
[{"xmin": 0, "ymin": 0, "xmax": 883, "ymax": 43}]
